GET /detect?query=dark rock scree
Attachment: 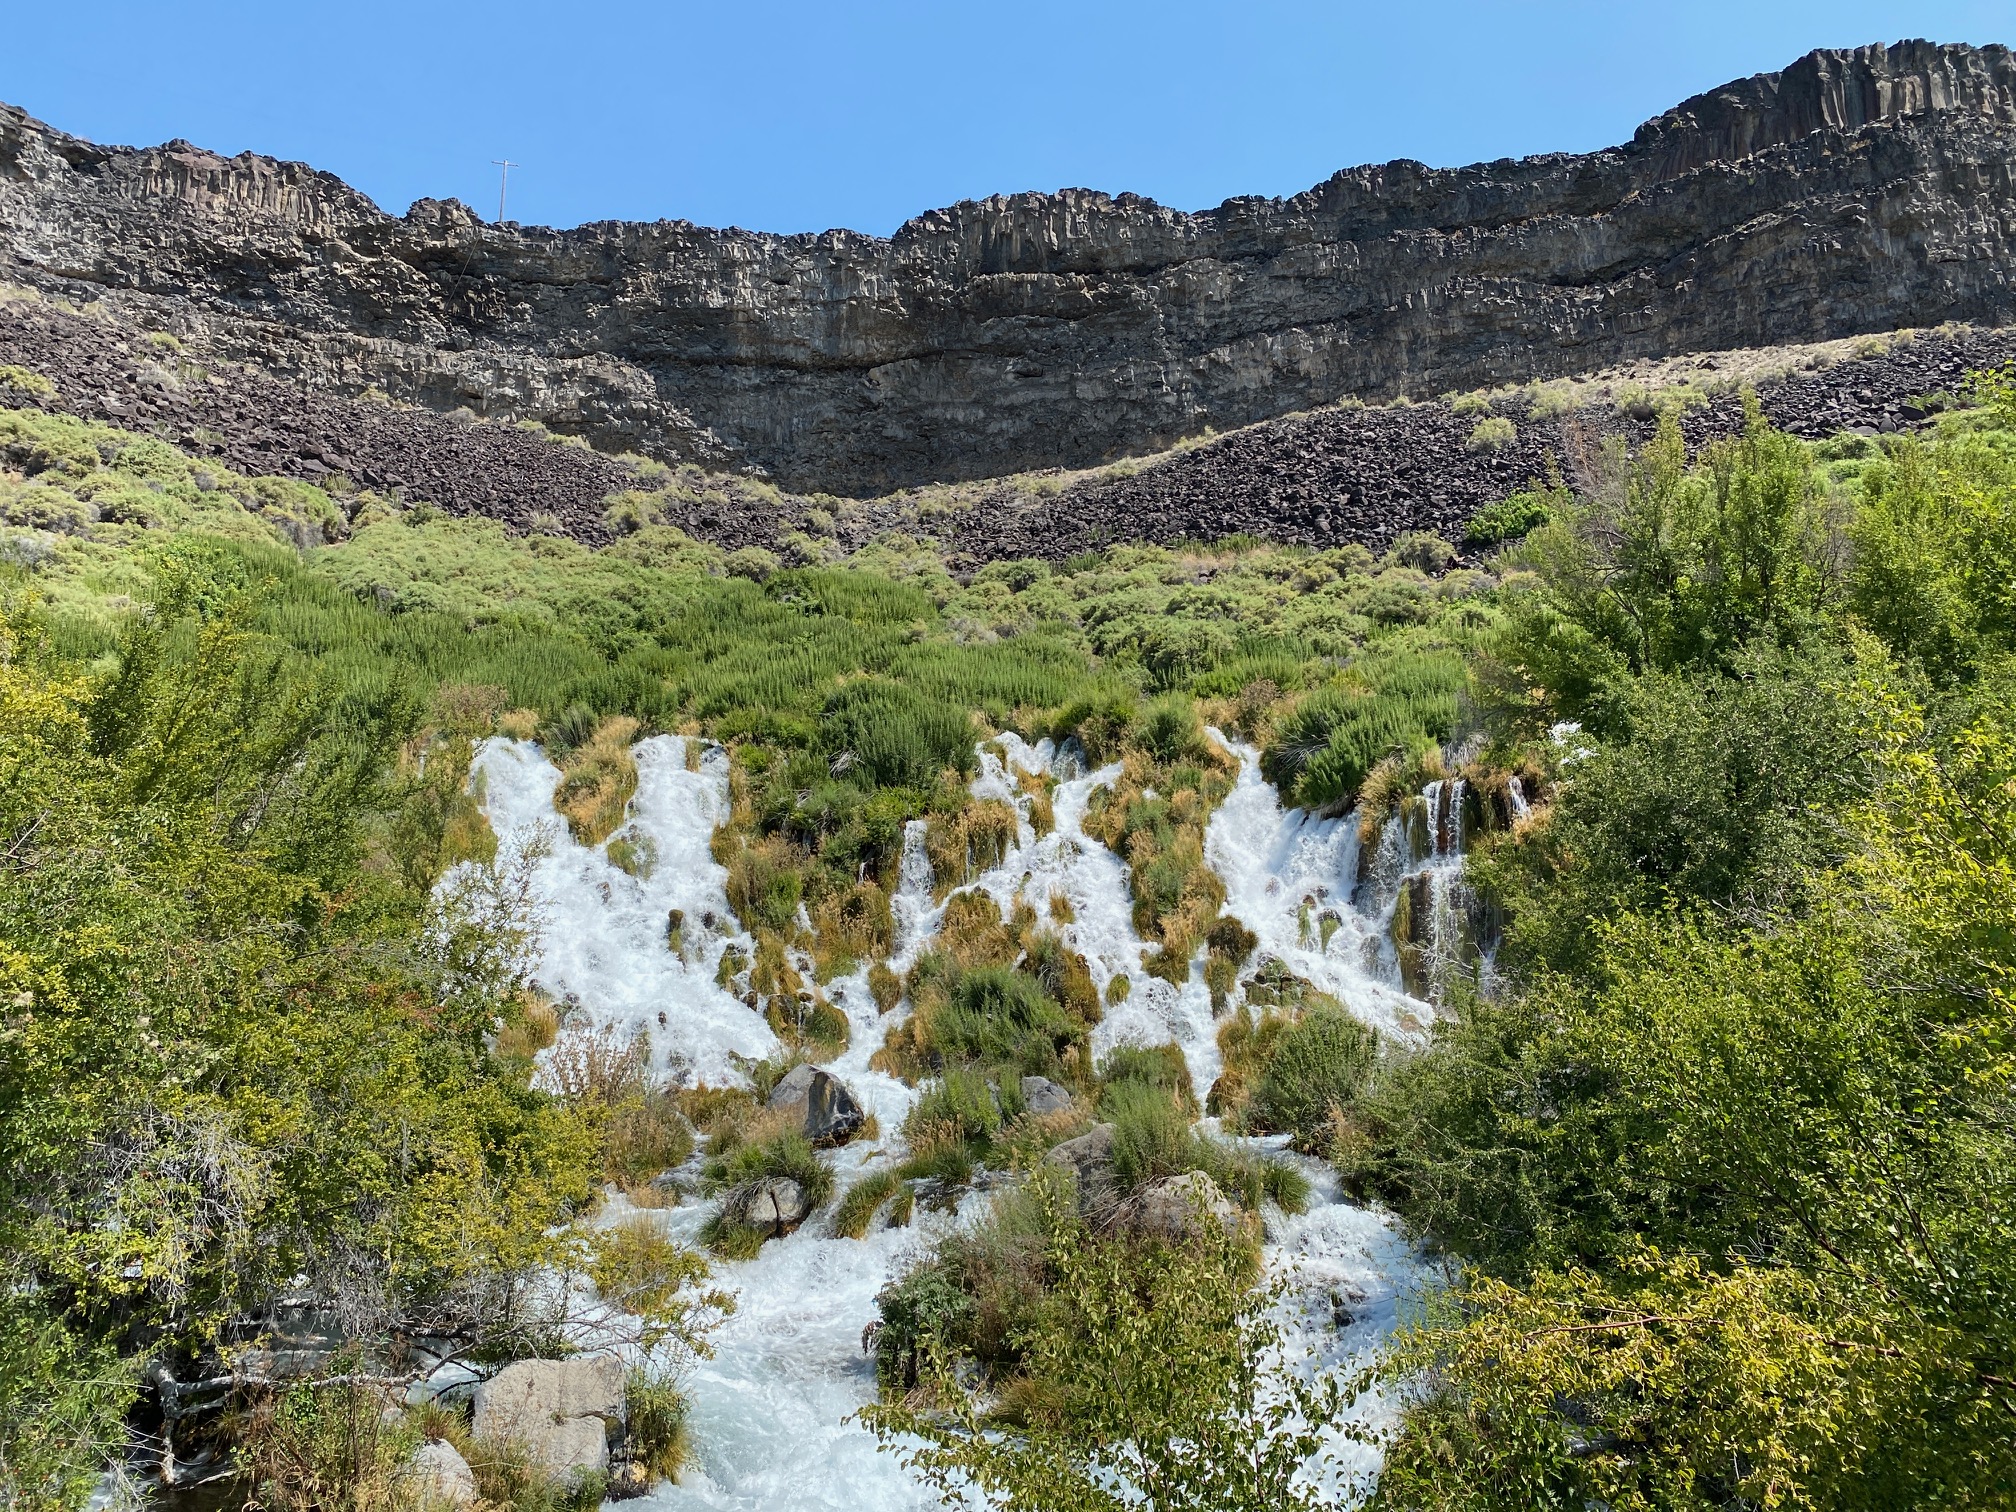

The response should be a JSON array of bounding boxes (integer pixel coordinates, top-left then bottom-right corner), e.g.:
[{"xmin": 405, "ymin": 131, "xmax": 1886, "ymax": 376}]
[
  {"xmin": 979, "ymin": 327, "xmax": 2016, "ymax": 560},
  {"xmin": 3, "ymin": 295, "xmax": 2010, "ymax": 565}
]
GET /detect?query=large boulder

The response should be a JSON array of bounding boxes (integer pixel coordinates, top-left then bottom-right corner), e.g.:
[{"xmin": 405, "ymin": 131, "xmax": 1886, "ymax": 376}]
[
  {"xmin": 1128, "ymin": 1170, "xmax": 1242, "ymax": 1243},
  {"xmin": 767, "ymin": 1063, "xmax": 865, "ymax": 1146},
  {"xmin": 1019, "ymin": 1075, "xmax": 1074, "ymax": 1117},
  {"xmin": 472, "ymin": 1356, "xmax": 624, "ymax": 1481},
  {"xmin": 404, "ymin": 1439, "xmax": 478, "ymax": 1508},
  {"xmin": 727, "ymin": 1176, "xmax": 808, "ymax": 1233}
]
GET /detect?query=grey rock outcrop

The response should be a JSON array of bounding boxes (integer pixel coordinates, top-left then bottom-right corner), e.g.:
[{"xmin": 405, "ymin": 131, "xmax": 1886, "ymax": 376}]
[
  {"xmin": 766, "ymin": 1063, "xmax": 865, "ymax": 1147},
  {"xmin": 1126, "ymin": 1171, "xmax": 1242, "ymax": 1243},
  {"xmin": 404, "ymin": 1439, "xmax": 479, "ymax": 1508},
  {"xmin": 4, "ymin": 42, "xmax": 2015, "ymax": 496},
  {"xmin": 1019, "ymin": 1076, "xmax": 1075, "ymax": 1117},
  {"xmin": 472, "ymin": 1356, "xmax": 624, "ymax": 1481},
  {"xmin": 725, "ymin": 1176, "xmax": 809, "ymax": 1233},
  {"xmin": 1044, "ymin": 1122, "xmax": 1119, "ymax": 1211}
]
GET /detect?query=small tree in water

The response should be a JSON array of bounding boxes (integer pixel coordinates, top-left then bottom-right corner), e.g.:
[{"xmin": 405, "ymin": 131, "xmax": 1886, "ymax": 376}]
[{"xmin": 859, "ymin": 1177, "xmax": 1356, "ymax": 1512}]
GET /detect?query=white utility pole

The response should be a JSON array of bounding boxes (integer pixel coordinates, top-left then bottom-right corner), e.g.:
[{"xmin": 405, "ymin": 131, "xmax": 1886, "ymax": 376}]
[{"xmin": 491, "ymin": 160, "xmax": 519, "ymax": 223}]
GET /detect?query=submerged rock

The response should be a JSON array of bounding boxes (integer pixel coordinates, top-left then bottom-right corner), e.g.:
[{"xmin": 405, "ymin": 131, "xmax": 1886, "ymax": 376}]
[
  {"xmin": 1019, "ymin": 1075, "xmax": 1074, "ymax": 1116},
  {"xmin": 472, "ymin": 1355, "xmax": 623, "ymax": 1481},
  {"xmin": 767, "ymin": 1063, "xmax": 865, "ymax": 1146}
]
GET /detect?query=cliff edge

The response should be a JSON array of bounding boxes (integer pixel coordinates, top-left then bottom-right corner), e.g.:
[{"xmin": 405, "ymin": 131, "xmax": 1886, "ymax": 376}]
[{"xmin": 3, "ymin": 39, "xmax": 2013, "ymax": 494}]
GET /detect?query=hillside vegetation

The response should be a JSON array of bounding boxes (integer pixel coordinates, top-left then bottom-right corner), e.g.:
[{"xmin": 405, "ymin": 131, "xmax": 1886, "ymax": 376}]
[{"xmin": 4, "ymin": 376, "xmax": 2014, "ymax": 1507}]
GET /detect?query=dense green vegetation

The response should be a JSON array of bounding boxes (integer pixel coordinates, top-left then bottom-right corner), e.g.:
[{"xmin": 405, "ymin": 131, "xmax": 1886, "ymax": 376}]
[
  {"xmin": 0, "ymin": 556, "xmax": 730, "ymax": 1508},
  {"xmin": 1329, "ymin": 399, "xmax": 2016, "ymax": 1507},
  {"xmin": 8, "ymin": 370, "xmax": 2016, "ymax": 1508}
]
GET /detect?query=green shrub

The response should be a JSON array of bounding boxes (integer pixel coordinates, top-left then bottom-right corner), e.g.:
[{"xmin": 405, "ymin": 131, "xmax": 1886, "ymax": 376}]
[
  {"xmin": 0, "ymin": 1306, "xmax": 134, "ymax": 1512},
  {"xmin": 701, "ymin": 1128, "xmax": 833, "ymax": 1209},
  {"xmin": 932, "ymin": 966, "xmax": 1087, "ymax": 1074},
  {"xmin": 1463, "ymin": 488, "xmax": 1560, "ymax": 548},
  {"xmin": 1096, "ymin": 1043, "xmax": 1197, "ymax": 1115},
  {"xmin": 905, "ymin": 1068, "xmax": 1006, "ymax": 1145},
  {"xmin": 871, "ymin": 1250, "xmax": 979, "ymax": 1389},
  {"xmin": 0, "ymin": 365, "xmax": 56, "ymax": 400},
  {"xmin": 1104, "ymin": 1079, "xmax": 1193, "ymax": 1190},
  {"xmin": 1191, "ymin": 1141, "xmax": 1313, "ymax": 1214},
  {"xmin": 1053, "ymin": 689, "xmax": 1139, "ymax": 765},
  {"xmin": 603, "ymin": 1090, "xmax": 694, "ymax": 1187},
  {"xmin": 240, "ymin": 1373, "xmax": 420, "ymax": 1511},
  {"xmin": 834, "ymin": 1169, "xmax": 903, "ymax": 1239},
  {"xmin": 1261, "ymin": 651, "xmax": 1463, "ymax": 812},
  {"xmin": 822, "ymin": 678, "xmax": 975, "ymax": 789},
  {"xmin": 1386, "ymin": 532, "xmax": 1458, "ymax": 573},
  {"xmin": 624, "ymin": 1365, "xmax": 692, "ymax": 1481},
  {"xmin": 1132, "ymin": 693, "xmax": 1209, "ymax": 763},
  {"xmin": 696, "ymin": 1214, "xmax": 768, "ymax": 1261},
  {"xmin": 1467, "ymin": 416, "xmax": 1516, "ymax": 452},
  {"xmin": 1251, "ymin": 1006, "xmax": 1379, "ymax": 1150}
]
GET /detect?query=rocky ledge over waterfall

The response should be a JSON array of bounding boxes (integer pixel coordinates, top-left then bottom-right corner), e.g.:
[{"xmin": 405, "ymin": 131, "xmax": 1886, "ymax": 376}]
[{"xmin": 3, "ymin": 40, "xmax": 2015, "ymax": 496}]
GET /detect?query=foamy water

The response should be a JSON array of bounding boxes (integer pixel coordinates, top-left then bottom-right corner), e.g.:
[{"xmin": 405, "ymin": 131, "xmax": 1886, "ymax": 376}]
[{"xmin": 456, "ymin": 732, "xmax": 1439, "ymax": 1508}]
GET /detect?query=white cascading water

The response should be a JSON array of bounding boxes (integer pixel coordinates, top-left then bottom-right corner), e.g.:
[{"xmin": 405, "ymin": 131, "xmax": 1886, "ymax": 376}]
[{"xmin": 460, "ymin": 729, "xmax": 1445, "ymax": 1509}]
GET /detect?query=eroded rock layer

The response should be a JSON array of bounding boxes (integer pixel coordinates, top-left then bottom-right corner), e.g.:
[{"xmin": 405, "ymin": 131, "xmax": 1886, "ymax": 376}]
[{"xmin": 4, "ymin": 40, "xmax": 2015, "ymax": 496}]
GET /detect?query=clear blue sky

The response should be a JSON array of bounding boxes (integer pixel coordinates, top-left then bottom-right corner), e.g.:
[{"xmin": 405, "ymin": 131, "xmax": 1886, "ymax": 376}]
[{"xmin": 5, "ymin": 2, "xmax": 2008, "ymax": 237}]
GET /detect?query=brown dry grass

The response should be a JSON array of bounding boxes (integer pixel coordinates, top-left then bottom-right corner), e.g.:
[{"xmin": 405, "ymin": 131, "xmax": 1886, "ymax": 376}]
[
  {"xmin": 1017, "ymin": 767, "xmax": 1056, "ymax": 837},
  {"xmin": 493, "ymin": 990, "xmax": 560, "ymax": 1062},
  {"xmin": 925, "ymin": 798, "xmax": 1020, "ymax": 897},
  {"xmin": 555, "ymin": 715, "xmax": 640, "ymax": 846},
  {"xmin": 545, "ymin": 1019, "xmax": 649, "ymax": 1103}
]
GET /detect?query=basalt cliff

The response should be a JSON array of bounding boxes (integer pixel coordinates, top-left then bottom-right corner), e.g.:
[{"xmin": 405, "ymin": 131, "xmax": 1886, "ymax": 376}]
[{"xmin": 2, "ymin": 39, "xmax": 2015, "ymax": 498}]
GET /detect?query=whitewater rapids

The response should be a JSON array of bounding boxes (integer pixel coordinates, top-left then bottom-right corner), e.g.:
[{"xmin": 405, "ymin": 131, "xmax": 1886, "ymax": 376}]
[{"xmin": 465, "ymin": 732, "xmax": 1440, "ymax": 1509}]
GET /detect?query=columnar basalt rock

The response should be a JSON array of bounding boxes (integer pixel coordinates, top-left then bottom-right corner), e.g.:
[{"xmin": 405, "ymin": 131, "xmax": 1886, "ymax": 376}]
[{"xmin": 3, "ymin": 41, "xmax": 2014, "ymax": 497}]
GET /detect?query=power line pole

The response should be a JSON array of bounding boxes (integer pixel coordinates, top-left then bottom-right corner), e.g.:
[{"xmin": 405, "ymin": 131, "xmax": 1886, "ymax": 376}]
[{"xmin": 491, "ymin": 160, "xmax": 519, "ymax": 224}]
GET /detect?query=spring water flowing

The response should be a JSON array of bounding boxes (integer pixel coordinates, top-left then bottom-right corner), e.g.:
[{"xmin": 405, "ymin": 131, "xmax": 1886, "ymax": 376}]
[{"xmin": 461, "ymin": 731, "xmax": 1459, "ymax": 1508}]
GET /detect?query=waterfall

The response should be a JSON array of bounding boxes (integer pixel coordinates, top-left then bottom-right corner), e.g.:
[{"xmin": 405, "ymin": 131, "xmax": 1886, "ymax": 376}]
[
  {"xmin": 472, "ymin": 736, "xmax": 770, "ymax": 1086},
  {"xmin": 1343, "ymin": 774, "xmax": 1490, "ymax": 1005},
  {"xmin": 454, "ymin": 731, "xmax": 1436, "ymax": 1509},
  {"xmin": 1206, "ymin": 735, "xmax": 1427, "ymax": 1039}
]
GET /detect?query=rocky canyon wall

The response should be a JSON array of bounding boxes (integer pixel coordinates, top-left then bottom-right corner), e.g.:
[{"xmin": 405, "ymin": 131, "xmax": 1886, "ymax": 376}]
[{"xmin": 2, "ymin": 40, "xmax": 2014, "ymax": 495}]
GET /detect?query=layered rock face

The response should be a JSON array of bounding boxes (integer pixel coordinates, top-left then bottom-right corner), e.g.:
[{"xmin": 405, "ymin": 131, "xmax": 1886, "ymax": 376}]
[{"xmin": 2, "ymin": 41, "xmax": 2014, "ymax": 495}]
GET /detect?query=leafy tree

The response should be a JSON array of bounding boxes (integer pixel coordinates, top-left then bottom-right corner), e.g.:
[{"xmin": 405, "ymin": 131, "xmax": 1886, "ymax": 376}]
[
  {"xmin": 861, "ymin": 1177, "xmax": 1351, "ymax": 1512},
  {"xmin": 1471, "ymin": 643, "xmax": 1878, "ymax": 980},
  {"xmin": 1489, "ymin": 403, "xmax": 1843, "ymax": 733},
  {"xmin": 0, "ymin": 574, "xmax": 600, "ymax": 1493}
]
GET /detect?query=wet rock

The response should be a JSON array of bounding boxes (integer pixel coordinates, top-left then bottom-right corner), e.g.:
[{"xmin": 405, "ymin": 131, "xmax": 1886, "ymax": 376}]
[
  {"xmin": 727, "ymin": 1176, "xmax": 808, "ymax": 1233},
  {"xmin": 767, "ymin": 1063, "xmax": 865, "ymax": 1147},
  {"xmin": 1019, "ymin": 1075, "xmax": 1074, "ymax": 1117},
  {"xmin": 606, "ymin": 1460, "xmax": 653, "ymax": 1500},
  {"xmin": 472, "ymin": 1356, "xmax": 623, "ymax": 1481},
  {"xmin": 1127, "ymin": 1171, "xmax": 1241, "ymax": 1242},
  {"xmin": 404, "ymin": 1439, "xmax": 478, "ymax": 1508}
]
